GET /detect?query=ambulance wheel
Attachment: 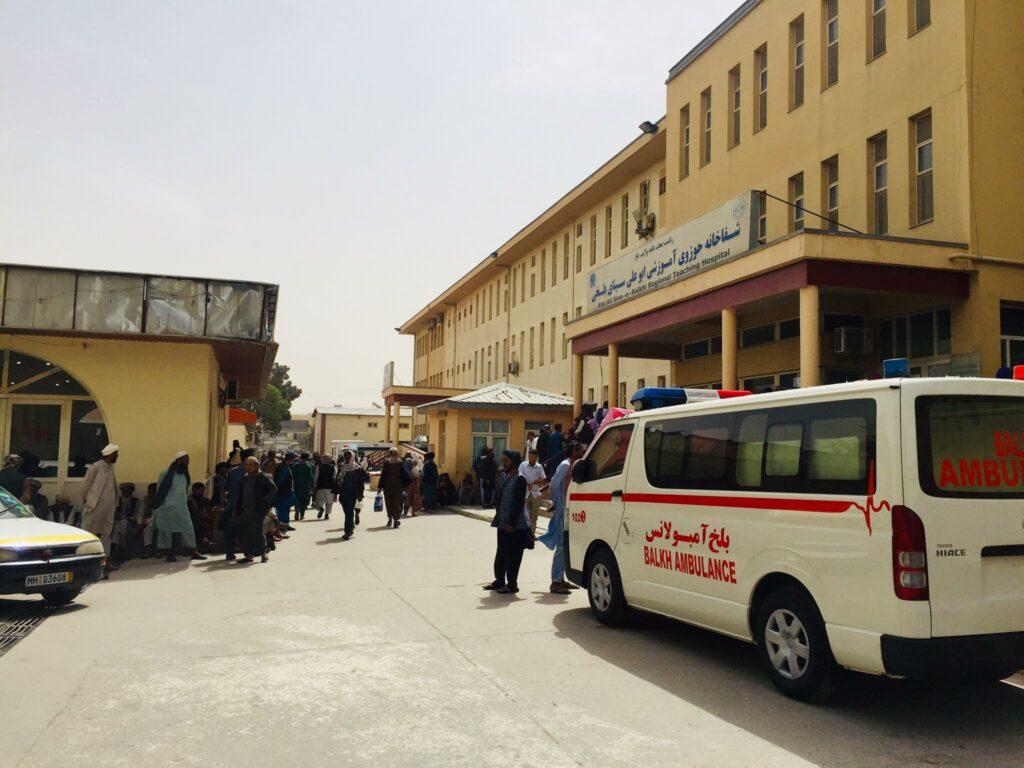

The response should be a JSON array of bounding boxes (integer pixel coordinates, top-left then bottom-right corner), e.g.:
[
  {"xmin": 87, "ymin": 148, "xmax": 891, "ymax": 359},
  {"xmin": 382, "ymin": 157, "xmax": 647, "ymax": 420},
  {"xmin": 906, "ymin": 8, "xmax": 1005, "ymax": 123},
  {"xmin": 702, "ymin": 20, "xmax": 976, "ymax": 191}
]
[
  {"xmin": 755, "ymin": 586, "xmax": 835, "ymax": 702},
  {"xmin": 43, "ymin": 587, "xmax": 81, "ymax": 607},
  {"xmin": 587, "ymin": 548, "xmax": 627, "ymax": 626}
]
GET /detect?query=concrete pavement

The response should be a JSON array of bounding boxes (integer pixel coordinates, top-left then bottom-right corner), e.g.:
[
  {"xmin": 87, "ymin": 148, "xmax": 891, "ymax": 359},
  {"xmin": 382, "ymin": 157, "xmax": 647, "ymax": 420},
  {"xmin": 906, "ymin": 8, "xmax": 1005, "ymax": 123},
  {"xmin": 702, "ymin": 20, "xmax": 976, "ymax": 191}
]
[{"xmin": 1, "ymin": 509, "xmax": 1022, "ymax": 768}]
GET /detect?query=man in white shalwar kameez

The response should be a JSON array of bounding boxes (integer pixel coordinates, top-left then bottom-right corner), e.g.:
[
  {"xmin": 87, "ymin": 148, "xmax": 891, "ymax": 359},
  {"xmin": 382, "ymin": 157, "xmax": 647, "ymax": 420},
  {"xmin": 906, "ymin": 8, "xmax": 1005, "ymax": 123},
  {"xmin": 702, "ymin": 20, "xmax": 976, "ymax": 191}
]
[{"xmin": 79, "ymin": 444, "xmax": 119, "ymax": 576}]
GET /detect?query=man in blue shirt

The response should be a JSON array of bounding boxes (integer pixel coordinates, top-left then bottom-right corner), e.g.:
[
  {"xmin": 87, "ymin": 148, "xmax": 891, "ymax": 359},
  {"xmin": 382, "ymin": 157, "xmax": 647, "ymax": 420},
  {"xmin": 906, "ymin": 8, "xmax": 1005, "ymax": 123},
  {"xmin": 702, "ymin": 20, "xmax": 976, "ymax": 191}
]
[{"xmin": 538, "ymin": 442, "xmax": 583, "ymax": 594}]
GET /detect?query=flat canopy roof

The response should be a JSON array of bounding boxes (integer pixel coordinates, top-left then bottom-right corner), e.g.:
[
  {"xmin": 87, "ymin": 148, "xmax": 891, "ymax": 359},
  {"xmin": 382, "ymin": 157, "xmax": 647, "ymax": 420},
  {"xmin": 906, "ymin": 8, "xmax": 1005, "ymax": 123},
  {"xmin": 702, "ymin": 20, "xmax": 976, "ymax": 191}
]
[{"xmin": 418, "ymin": 383, "xmax": 574, "ymax": 413}]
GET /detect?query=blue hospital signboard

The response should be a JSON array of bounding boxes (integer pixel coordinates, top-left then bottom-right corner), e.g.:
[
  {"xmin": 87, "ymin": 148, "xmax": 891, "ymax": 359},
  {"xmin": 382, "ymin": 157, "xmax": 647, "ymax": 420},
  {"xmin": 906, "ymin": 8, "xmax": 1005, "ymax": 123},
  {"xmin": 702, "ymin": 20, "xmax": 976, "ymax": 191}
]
[{"xmin": 586, "ymin": 191, "xmax": 758, "ymax": 314}]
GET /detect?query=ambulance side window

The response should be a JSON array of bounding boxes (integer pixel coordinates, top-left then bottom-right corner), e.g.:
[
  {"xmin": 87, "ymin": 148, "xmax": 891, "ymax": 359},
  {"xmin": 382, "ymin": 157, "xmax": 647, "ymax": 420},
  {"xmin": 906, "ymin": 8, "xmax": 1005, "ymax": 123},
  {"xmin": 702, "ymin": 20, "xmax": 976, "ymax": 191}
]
[
  {"xmin": 590, "ymin": 425, "xmax": 635, "ymax": 480},
  {"xmin": 765, "ymin": 423, "xmax": 803, "ymax": 478},
  {"xmin": 735, "ymin": 414, "xmax": 767, "ymax": 487}
]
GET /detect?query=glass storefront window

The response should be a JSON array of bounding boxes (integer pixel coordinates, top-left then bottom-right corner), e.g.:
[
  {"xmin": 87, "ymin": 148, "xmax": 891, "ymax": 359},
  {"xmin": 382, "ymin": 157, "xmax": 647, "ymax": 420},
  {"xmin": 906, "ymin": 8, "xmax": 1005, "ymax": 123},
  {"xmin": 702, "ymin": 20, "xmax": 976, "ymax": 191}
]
[
  {"xmin": 6, "ymin": 352, "xmax": 56, "ymax": 388},
  {"xmin": 67, "ymin": 400, "xmax": 108, "ymax": 478},
  {"xmin": 9, "ymin": 403, "xmax": 61, "ymax": 478}
]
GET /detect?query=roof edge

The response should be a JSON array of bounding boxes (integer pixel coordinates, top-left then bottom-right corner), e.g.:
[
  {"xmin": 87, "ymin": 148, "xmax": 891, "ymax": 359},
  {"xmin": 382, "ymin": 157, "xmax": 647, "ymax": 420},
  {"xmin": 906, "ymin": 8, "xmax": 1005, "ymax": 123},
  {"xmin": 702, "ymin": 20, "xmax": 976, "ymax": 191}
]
[{"xmin": 666, "ymin": 0, "xmax": 762, "ymax": 84}]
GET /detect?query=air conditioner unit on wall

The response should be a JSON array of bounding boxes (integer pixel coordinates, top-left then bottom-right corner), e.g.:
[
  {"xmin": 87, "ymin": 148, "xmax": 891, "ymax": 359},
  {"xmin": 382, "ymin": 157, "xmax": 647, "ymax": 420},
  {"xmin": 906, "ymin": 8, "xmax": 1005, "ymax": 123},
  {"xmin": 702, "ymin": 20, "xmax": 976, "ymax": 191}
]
[
  {"xmin": 508, "ymin": 360, "xmax": 520, "ymax": 376},
  {"xmin": 834, "ymin": 327, "xmax": 874, "ymax": 354},
  {"xmin": 632, "ymin": 209, "xmax": 656, "ymax": 239}
]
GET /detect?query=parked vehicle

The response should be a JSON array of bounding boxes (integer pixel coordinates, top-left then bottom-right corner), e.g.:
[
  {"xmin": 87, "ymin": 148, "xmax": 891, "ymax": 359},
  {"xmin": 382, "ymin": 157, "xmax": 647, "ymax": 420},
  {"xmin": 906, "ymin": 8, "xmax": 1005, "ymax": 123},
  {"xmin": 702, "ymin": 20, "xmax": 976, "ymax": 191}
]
[
  {"xmin": 566, "ymin": 378, "xmax": 1024, "ymax": 700},
  {"xmin": 0, "ymin": 488, "xmax": 105, "ymax": 605}
]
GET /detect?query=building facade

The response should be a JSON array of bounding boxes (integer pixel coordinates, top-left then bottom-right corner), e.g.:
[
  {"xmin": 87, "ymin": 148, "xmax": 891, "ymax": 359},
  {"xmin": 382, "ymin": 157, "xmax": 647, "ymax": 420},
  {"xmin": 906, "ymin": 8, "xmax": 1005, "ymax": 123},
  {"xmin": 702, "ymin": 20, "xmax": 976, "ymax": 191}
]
[
  {"xmin": 398, "ymin": 0, "xmax": 1024, "ymax": 419},
  {"xmin": 310, "ymin": 406, "xmax": 414, "ymax": 455},
  {"xmin": 0, "ymin": 264, "xmax": 277, "ymax": 504}
]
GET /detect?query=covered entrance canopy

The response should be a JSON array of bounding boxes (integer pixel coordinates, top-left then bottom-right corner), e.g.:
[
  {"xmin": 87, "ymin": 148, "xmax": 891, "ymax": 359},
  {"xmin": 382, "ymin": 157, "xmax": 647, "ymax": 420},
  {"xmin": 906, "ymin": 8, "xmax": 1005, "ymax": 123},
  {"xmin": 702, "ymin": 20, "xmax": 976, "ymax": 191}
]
[
  {"xmin": 380, "ymin": 384, "xmax": 469, "ymax": 446},
  {"xmin": 568, "ymin": 230, "xmax": 973, "ymax": 407}
]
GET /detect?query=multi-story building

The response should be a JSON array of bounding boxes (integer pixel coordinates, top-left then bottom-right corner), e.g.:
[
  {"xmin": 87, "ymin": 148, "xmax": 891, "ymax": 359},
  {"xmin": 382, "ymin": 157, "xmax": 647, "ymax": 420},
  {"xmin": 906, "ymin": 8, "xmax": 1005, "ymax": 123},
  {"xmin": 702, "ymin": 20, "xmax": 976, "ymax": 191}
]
[{"xmin": 396, "ymin": 0, "xmax": 1024, "ymax": 424}]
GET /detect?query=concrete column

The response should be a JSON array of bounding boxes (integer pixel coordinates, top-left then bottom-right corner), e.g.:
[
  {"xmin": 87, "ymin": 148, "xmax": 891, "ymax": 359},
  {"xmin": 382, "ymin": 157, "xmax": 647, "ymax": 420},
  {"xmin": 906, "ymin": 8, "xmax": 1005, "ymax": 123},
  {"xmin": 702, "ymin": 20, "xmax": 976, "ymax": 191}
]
[
  {"xmin": 799, "ymin": 286, "xmax": 821, "ymax": 387},
  {"xmin": 721, "ymin": 307, "xmax": 738, "ymax": 390},
  {"xmin": 383, "ymin": 400, "xmax": 392, "ymax": 443},
  {"xmin": 390, "ymin": 400, "xmax": 401, "ymax": 445},
  {"xmin": 607, "ymin": 343, "xmax": 620, "ymax": 408},
  {"xmin": 572, "ymin": 353, "xmax": 584, "ymax": 416}
]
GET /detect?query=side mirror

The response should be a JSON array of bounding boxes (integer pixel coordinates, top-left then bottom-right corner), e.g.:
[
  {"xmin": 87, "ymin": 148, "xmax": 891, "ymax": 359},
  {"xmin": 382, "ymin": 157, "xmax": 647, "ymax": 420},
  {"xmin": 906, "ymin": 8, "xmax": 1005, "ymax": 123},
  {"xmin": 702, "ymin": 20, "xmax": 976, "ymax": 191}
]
[{"xmin": 571, "ymin": 458, "xmax": 594, "ymax": 484}]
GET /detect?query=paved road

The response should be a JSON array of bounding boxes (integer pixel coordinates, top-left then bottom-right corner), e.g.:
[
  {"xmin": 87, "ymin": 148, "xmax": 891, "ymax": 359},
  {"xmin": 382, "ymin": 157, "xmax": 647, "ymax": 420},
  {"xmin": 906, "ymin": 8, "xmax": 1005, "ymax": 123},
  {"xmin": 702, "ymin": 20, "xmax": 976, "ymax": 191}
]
[{"xmin": 1, "ymin": 510, "xmax": 1021, "ymax": 768}]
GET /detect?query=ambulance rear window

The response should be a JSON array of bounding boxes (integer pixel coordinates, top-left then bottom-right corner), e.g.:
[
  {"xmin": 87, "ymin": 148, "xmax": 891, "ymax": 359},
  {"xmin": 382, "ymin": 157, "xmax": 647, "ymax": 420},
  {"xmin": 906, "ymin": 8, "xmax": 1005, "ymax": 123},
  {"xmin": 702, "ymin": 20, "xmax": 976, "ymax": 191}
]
[{"xmin": 916, "ymin": 395, "xmax": 1024, "ymax": 498}]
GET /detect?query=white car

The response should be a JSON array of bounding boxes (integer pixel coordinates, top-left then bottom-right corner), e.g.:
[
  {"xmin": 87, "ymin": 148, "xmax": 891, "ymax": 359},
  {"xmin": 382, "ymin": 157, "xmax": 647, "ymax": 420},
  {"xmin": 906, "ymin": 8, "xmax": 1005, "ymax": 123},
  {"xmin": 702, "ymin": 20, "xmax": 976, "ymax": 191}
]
[
  {"xmin": 566, "ymin": 377, "xmax": 1024, "ymax": 700},
  {"xmin": 0, "ymin": 488, "xmax": 105, "ymax": 605}
]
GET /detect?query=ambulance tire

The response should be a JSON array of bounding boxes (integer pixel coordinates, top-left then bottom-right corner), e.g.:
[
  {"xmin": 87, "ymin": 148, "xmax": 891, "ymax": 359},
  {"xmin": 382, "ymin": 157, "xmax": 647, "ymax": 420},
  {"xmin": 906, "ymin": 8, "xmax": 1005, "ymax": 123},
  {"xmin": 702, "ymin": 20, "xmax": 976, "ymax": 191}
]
[
  {"xmin": 755, "ymin": 586, "xmax": 836, "ymax": 702},
  {"xmin": 587, "ymin": 548, "xmax": 628, "ymax": 626}
]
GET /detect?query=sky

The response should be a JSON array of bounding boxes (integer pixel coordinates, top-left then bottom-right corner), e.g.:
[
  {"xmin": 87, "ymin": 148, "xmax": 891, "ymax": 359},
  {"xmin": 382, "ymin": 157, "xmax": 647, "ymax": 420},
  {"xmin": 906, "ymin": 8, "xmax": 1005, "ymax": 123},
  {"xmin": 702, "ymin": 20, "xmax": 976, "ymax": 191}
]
[{"xmin": 1, "ymin": 0, "xmax": 737, "ymax": 414}]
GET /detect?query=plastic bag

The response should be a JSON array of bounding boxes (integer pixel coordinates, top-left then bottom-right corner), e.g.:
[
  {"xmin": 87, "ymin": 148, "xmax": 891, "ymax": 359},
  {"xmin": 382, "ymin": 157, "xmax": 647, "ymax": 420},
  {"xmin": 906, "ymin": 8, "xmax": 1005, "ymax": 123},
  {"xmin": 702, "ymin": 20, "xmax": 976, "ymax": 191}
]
[{"xmin": 373, "ymin": 492, "xmax": 384, "ymax": 512}]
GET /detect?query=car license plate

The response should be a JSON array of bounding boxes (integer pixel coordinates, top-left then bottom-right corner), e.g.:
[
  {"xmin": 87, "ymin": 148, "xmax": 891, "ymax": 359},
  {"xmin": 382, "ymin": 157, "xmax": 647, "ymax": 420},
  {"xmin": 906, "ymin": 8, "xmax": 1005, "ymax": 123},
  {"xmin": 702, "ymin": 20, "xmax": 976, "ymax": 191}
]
[{"xmin": 25, "ymin": 572, "xmax": 72, "ymax": 587}]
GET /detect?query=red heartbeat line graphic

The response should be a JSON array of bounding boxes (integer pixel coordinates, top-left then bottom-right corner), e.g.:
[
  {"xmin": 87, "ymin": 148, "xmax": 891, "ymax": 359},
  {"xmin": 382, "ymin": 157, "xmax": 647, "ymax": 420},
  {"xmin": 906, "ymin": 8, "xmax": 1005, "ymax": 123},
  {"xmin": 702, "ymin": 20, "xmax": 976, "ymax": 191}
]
[{"xmin": 846, "ymin": 461, "xmax": 890, "ymax": 535}]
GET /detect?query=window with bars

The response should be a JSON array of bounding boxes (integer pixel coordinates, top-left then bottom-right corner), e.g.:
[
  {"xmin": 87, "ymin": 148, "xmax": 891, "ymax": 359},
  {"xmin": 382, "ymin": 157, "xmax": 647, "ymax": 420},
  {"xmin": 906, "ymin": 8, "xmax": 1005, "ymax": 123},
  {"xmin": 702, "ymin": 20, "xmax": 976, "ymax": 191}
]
[
  {"xmin": 729, "ymin": 65, "xmax": 741, "ymax": 148},
  {"xmin": 700, "ymin": 88, "xmax": 712, "ymax": 166},
  {"xmin": 823, "ymin": 0, "xmax": 839, "ymax": 88},
  {"xmin": 789, "ymin": 172, "xmax": 805, "ymax": 231},
  {"xmin": 913, "ymin": 111, "xmax": 934, "ymax": 224},
  {"xmin": 870, "ymin": 0, "xmax": 886, "ymax": 59},
  {"xmin": 870, "ymin": 132, "xmax": 888, "ymax": 234},
  {"xmin": 680, "ymin": 104, "xmax": 691, "ymax": 179},
  {"xmin": 790, "ymin": 16, "xmax": 805, "ymax": 109},
  {"xmin": 755, "ymin": 45, "xmax": 768, "ymax": 131},
  {"xmin": 822, "ymin": 156, "xmax": 839, "ymax": 231}
]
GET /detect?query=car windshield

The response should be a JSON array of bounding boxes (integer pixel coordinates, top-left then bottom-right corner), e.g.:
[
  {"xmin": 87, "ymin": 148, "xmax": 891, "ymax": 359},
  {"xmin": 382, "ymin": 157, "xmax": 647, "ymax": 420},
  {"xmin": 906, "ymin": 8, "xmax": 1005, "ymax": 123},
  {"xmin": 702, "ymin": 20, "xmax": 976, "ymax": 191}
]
[{"xmin": 0, "ymin": 487, "xmax": 35, "ymax": 519}]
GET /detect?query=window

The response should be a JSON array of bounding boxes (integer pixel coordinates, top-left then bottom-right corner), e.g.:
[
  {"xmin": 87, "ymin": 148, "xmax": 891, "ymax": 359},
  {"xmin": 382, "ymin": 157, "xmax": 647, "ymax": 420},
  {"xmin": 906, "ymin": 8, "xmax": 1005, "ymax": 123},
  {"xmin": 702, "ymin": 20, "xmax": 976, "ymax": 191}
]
[
  {"xmin": 916, "ymin": 396, "xmax": 1024, "ymax": 498},
  {"xmin": 530, "ymin": 272, "xmax": 536, "ymax": 297},
  {"xmin": 551, "ymin": 242, "xmax": 557, "ymax": 287},
  {"xmin": 870, "ymin": 0, "xmax": 886, "ymax": 59},
  {"xmin": 550, "ymin": 317, "xmax": 556, "ymax": 364},
  {"xmin": 540, "ymin": 249, "xmax": 546, "ymax": 292},
  {"xmin": 471, "ymin": 418, "xmax": 509, "ymax": 458},
  {"xmin": 644, "ymin": 414, "xmax": 731, "ymax": 489},
  {"xmin": 1000, "ymin": 303, "xmax": 1024, "ymax": 368},
  {"xmin": 700, "ymin": 88, "xmax": 712, "ymax": 166},
  {"xmin": 520, "ymin": 263, "xmax": 526, "ymax": 302},
  {"xmin": 870, "ymin": 132, "xmax": 888, "ymax": 234},
  {"xmin": 619, "ymin": 381, "xmax": 626, "ymax": 406},
  {"xmin": 511, "ymin": 268, "xmax": 517, "ymax": 306},
  {"xmin": 640, "ymin": 181, "xmax": 650, "ymax": 213},
  {"xmin": 754, "ymin": 45, "xmax": 768, "ymax": 131},
  {"xmin": 587, "ymin": 424, "xmax": 635, "ymax": 480},
  {"xmin": 659, "ymin": 176, "xmax": 666, "ymax": 194},
  {"xmin": 822, "ymin": 155, "xmax": 839, "ymax": 231},
  {"xmin": 910, "ymin": 0, "xmax": 930, "ymax": 34},
  {"xmin": 756, "ymin": 190, "xmax": 767, "ymax": 244},
  {"xmin": 539, "ymin": 321, "xmax": 545, "ymax": 366},
  {"xmin": 823, "ymin": 0, "xmax": 839, "ymax": 88},
  {"xmin": 789, "ymin": 173, "xmax": 805, "ymax": 231},
  {"xmin": 529, "ymin": 326, "xmax": 535, "ymax": 368},
  {"xmin": 679, "ymin": 104, "xmax": 691, "ymax": 179},
  {"xmin": 621, "ymin": 194, "xmax": 629, "ymax": 248},
  {"xmin": 587, "ymin": 387, "xmax": 595, "ymax": 402},
  {"xmin": 657, "ymin": 376, "xmax": 666, "ymax": 387},
  {"xmin": 877, "ymin": 308, "xmax": 951, "ymax": 363},
  {"xmin": 637, "ymin": 378, "xmax": 646, "ymax": 390},
  {"xmin": 790, "ymin": 16, "xmax": 805, "ymax": 109},
  {"xmin": 742, "ymin": 322, "xmax": 776, "ymax": 347},
  {"xmin": 643, "ymin": 400, "xmax": 875, "ymax": 494},
  {"xmin": 575, "ymin": 244, "xmax": 582, "ymax": 274},
  {"xmin": 728, "ymin": 65, "xmax": 741, "ymax": 148},
  {"xmin": 779, "ymin": 317, "xmax": 800, "ymax": 339},
  {"xmin": 563, "ymin": 234, "xmax": 570, "ymax": 279},
  {"xmin": 590, "ymin": 216, "xmax": 597, "ymax": 265},
  {"xmin": 683, "ymin": 335, "xmax": 722, "ymax": 359},
  {"xmin": 913, "ymin": 111, "xmax": 934, "ymax": 224},
  {"xmin": 604, "ymin": 206, "xmax": 613, "ymax": 257}
]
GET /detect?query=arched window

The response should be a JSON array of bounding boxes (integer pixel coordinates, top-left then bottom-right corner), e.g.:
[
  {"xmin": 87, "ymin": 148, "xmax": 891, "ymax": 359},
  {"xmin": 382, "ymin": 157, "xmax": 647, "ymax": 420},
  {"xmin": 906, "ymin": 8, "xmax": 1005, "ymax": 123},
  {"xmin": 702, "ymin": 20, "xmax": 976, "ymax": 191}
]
[{"xmin": 0, "ymin": 351, "xmax": 108, "ymax": 482}]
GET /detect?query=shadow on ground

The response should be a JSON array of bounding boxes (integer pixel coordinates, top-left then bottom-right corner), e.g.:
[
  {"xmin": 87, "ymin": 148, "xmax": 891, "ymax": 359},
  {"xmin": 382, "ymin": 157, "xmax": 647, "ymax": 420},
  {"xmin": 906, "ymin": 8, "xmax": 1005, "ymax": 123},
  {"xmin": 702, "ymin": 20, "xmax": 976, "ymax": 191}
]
[{"xmin": 552, "ymin": 607, "xmax": 1024, "ymax": 767}]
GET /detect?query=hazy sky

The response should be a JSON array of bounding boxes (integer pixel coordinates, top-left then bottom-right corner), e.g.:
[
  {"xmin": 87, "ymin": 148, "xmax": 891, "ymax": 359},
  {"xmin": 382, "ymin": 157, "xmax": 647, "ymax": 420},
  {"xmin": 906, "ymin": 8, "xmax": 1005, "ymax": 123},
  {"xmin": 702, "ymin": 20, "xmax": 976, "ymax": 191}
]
[{"xmin": 1, "ymin": 0, "xmax": 736, "ymax": 413}]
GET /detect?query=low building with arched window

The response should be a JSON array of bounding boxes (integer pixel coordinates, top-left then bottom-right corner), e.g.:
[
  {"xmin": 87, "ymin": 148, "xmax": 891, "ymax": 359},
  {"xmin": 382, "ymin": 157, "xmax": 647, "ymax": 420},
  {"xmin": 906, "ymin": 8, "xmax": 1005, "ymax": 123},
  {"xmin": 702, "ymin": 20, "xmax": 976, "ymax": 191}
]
[{"xmin": 0, "ymin": 264, "xmax": 278, "ymax": 505}]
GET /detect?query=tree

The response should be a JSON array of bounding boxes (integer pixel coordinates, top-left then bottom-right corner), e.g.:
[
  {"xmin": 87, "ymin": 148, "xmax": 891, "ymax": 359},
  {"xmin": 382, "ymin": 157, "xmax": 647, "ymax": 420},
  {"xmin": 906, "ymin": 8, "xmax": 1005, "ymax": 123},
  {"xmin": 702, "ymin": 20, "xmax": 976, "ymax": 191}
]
[
  {"xmin": 241, "ymin": 362, "xmax": 301, "ymax": 443},
  {"xmin": 269, "ymin": 363, "xmax": 302, "ymax": 404}
]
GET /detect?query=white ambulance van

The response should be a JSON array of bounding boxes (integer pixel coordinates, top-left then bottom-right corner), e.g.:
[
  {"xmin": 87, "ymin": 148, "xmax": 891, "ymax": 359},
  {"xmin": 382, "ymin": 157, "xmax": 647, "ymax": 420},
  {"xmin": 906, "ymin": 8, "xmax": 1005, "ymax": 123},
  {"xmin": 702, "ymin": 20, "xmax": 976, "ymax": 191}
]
[{"xmin": 565, "ymin": 378, "xmax": 1024, "ymax": 700}]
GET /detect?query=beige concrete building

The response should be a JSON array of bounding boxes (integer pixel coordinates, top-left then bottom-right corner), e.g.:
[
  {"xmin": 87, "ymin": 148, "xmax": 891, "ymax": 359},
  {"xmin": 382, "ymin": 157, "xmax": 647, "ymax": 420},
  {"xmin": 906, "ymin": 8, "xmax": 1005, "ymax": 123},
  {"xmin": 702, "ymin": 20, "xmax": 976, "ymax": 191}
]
[
  {"xmin": 396, "ymin": 0, "xmax": 1024, "ymax": 422},
  {"xmin": 311, "ymin": 406, "xmax": 414, "ymax": 455}
]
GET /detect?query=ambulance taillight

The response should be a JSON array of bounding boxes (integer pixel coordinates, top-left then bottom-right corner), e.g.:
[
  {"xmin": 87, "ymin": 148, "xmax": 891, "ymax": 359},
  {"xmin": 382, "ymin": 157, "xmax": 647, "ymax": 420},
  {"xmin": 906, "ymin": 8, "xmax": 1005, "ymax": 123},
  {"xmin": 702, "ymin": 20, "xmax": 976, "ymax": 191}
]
[{"xmin": 892, "ymin": 505, "xmax": 929, "ymax": 601}]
